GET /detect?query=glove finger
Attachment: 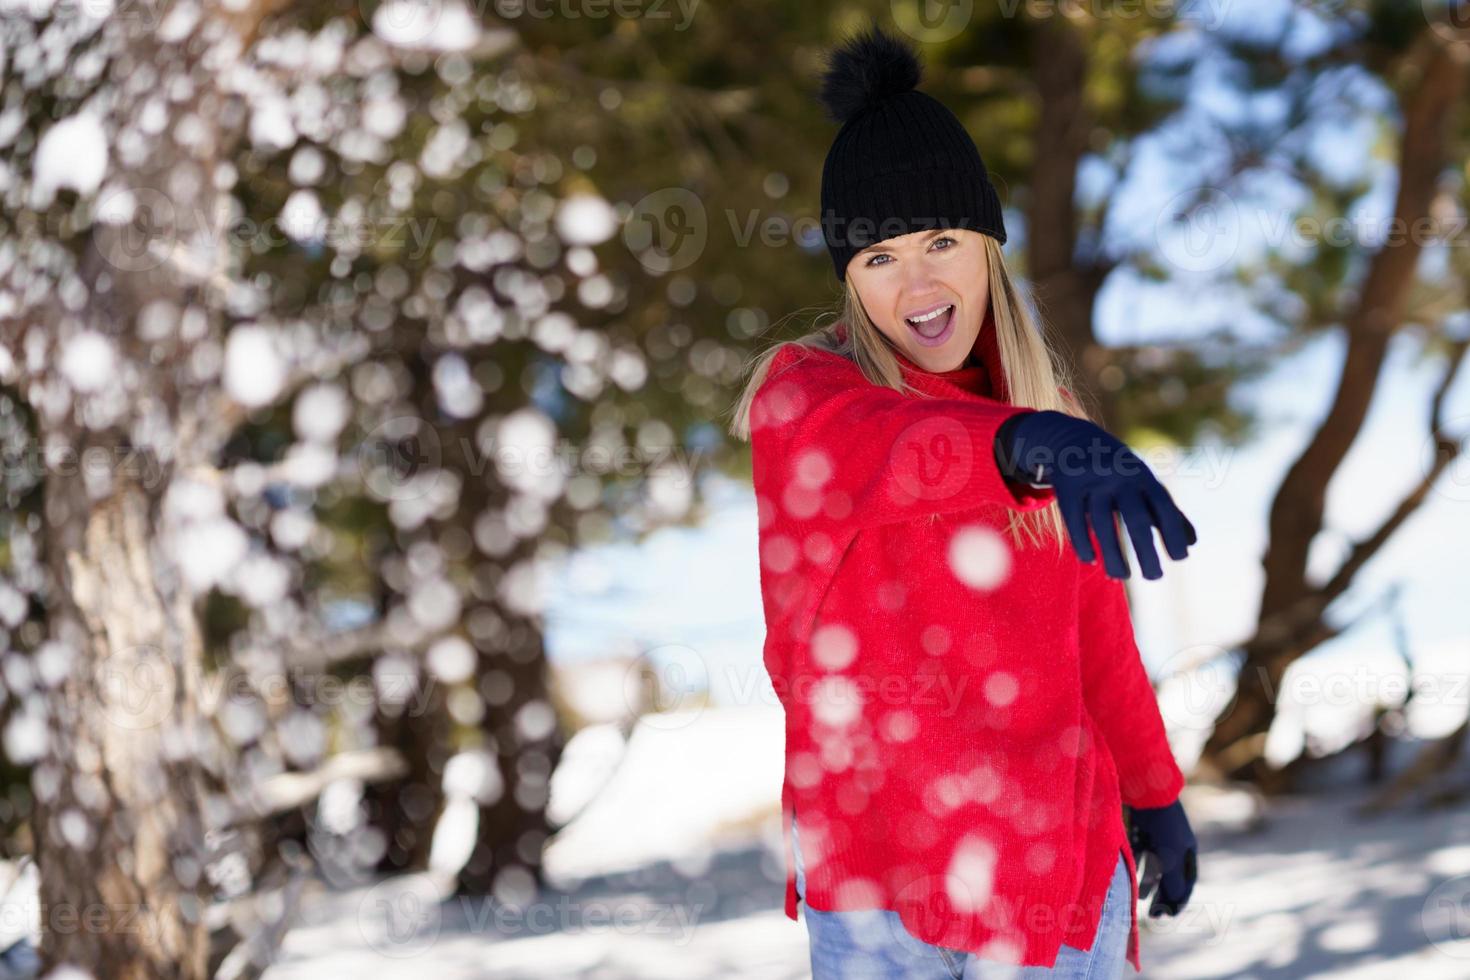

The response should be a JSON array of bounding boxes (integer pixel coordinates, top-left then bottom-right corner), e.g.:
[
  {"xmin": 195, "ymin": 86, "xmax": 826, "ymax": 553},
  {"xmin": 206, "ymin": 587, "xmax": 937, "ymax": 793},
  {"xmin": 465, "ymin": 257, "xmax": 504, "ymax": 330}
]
[
  {"xmin": 1058, "ymin": 485, "xmax": 1095, "ymax": 564},
  {"xmin": 1148, "ymin": 892, "xmax": 1177, "ymax": 917},
  {"xmin": 1161, "ymin": 868, "xmax": 1192, "ymax": 908},
  {"xmin": 1087, "ymin": 492, "xmax": 1130, "ymax": 579},
  {"xmin": 1117, "ymin": 487, "xmax": 1165, "ymax": 580},
  {"xmin": 1149, "ymin": 873, "xmax": 1190, "ymax": 916},
  {"xmin": 1145, "ymin": 860, "xmax": 1178, "ymax": 916},
  {"xmin": 1136, "ymin": 851, "xmax": 1162, "ymax": 901},
  {"xmin": 1144, "ymin": 481, "xmax": 1196, "ymax": 561}
]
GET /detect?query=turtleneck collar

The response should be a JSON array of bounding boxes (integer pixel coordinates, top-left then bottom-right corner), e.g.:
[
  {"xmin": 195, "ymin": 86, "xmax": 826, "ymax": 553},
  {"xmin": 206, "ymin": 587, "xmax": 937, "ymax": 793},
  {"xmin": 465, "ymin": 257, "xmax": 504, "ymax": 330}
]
[{"xmin": 832, "ymin": 306, "xmax": 1010, "ymax": 402}]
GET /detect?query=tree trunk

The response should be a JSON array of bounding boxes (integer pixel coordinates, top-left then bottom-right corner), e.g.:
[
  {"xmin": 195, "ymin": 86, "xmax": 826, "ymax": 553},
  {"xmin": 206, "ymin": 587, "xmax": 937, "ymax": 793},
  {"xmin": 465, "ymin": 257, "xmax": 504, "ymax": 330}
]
[
  {"xmin": 35, "ymin": 470, "xmax": 211, "ymax": 979},
  {"xmin": 1197, "ymin": 30, "xmax": 1469, "ymax": 781},
  {"xmin": 455, "ymin": 620, "xmax": 564, "ymax": 897},
  {"xmin": 1027, "ymin": 15, "xmax": 1119, "ymax": 429},
  {"xmin": 364, "ymin": 684, "xmax": 450, "ymax": 875}
]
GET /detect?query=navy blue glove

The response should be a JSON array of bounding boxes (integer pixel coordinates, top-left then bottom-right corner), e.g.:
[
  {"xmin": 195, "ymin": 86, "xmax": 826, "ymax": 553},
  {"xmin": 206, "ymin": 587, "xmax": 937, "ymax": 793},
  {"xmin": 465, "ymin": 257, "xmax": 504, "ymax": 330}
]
[
  {"xmin": 993, "ymin": 410, "xmax": 1197, "ymax": 580},
  {"xmin": 1127, "ymin": 799, "xmax": 1198, "ymax": 917}
]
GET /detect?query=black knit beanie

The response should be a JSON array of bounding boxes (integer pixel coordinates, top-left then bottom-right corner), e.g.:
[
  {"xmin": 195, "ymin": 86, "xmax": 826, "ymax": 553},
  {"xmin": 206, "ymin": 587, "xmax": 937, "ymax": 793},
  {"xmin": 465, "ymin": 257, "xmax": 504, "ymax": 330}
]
[{"xmin": 817, "ymin": 25, "xmax": 1007, "ymax": 282}]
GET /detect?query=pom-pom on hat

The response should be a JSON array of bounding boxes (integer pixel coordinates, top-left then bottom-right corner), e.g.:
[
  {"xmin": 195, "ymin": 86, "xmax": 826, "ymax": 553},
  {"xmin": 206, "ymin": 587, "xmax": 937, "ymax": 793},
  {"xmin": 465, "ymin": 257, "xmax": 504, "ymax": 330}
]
[{"xmin": 817, "ymin": 24, "xmax": 1007, "ymax": 281}]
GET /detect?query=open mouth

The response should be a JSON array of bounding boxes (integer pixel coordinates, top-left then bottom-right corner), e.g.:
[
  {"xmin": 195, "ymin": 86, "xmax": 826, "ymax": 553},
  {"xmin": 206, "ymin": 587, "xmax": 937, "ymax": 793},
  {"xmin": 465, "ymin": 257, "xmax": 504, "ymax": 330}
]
[{"xmin": 903, "ymin": 304, "xmax": 955, "ymax": 347}]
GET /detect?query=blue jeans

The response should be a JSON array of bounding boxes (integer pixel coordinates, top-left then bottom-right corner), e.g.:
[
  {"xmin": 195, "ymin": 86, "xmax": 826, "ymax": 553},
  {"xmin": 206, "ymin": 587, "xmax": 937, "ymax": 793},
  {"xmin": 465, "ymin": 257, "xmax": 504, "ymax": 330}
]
[{"xmin": 792, "ymin": 811, "xmax": 1132, "ymax": 979}]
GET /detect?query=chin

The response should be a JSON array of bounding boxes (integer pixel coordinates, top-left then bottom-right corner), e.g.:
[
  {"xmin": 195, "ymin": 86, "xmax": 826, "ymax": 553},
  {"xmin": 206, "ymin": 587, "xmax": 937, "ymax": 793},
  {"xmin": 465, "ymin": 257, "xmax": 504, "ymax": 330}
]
[
  {"xmin": 908, "ymin": 324, "xmax": 977, "ymax": 370},
  {"xmin": 907, "ymin": 345, "xmax": 967, "ymax": 372}
]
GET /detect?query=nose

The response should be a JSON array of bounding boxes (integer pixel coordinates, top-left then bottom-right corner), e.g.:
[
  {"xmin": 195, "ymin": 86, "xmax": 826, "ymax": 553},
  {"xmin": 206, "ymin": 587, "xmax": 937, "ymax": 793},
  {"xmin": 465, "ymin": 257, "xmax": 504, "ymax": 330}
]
[{"xmin": 900, "ymin": 252, "xmax": 941, "ymax": 300}]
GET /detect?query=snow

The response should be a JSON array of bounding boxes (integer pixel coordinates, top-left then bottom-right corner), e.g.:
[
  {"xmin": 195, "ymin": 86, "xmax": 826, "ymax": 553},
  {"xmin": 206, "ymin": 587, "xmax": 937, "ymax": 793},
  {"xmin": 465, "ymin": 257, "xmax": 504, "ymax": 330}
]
[
  {"xmin": 370, "ymin": 0, "xmax": 482, "ymax": 52},
  {"xmin": 0, "ymin": 583, "xmax": 26, "ymax": 629},
  {"xmin": 494, "ymin": 408, "xmax": 562, "ymax": 500},
  {"xmin": 408, "ymin": 577, "xmax": 461, "ymax": 632},
  {"xmin": 58, "ymin": 331, "xmax": 115, "ymax": 393},
  {"xmin": 513, "ymin": 699, "xmax": 556, "ymax": 742},
  {"xmin": 223, "ymin": 325, "xmax": 287, "ymax": 408},
  {"xmin": 276, "ymin": 442, "xmax": 337, "ymax": 488},
  {"xmin": 947, "ymin": 524, "xmax": 1012, "ymax": 590},
  {"xmin": 426, "ymin": 635, "xmax": 475, "ymax": 684},
  {"xmin": 278, "ymin": 189, "xmax": 324, "ymax": 243},
  {"xmin": 362, "ymin": 96, "xmax": 406, "ymax": 141},
  {"xmin": 441, "ymin": 750, "xmax": 500, "ymax": 804},
  {"xmin": 39, "ymin": 967, "xmax": 89, "ymax": 980},
  {"xmin": 982, "ymin": 670, "xmax": 1020, "ymax": 707},
  {"xmin": 545, "ymin": 721, "xmax": 626, "ymax": 825},
  {"xmin": 165, "ymin": 473, "xmax": 226, "ymax": 521},
  {"xmin": 432, "ymin": 353, "xmax": 483, "ymax": 419},
  {"xmin": 550, "ymin": 659, "xmax": 643, "ymax": 727},
  {"xmin": 156, "ymin": 1, "xmax": 200, "ymax": 43},
  {"xmin": 232, "ymin": 553, "xmax": 290, "ymax": 607},
  {"xmin": 541, "ymin": 706, "xmax": 784, "ymax": 881},
  {"xmin": 31, "ymin": 113, "xmax": 107, "ymax": 207},
  {"xmin": 808, "ymin": 676, "xmax": 860, "ymax": 727},
  {"xmin": 0, "ymin": 859, "xmax": 38, "ymax": 959},
  {"xmin": 945, "ymin": 834, "xmax": 997, "ymax": 914},
  {"xmin": 249, "ymin": 94, "xmax": 296, "ymax": 152},
  {"xmin": 288, "ymin": 145, "xmax": 325, "ymax": 186},
  {"xmin": 554, "ymin": 194, "xmax": 619, "ymax": 246},
  {"xmin": 270, "ymin": 509, "xmax": 316, "ymax": 551},
  {"xmin": 1, "ymin": 707, "xmax": 47, "ymax": 765},
  {"xmin": 177, "ymin": 519, "xmax": 251, "ymax": 592},
  {"xmin": 426, "ymin": 796, "xmax": 477, "ymax": 883},
  {"xmin": 161, "ymin": 473, "xmax": 254, "ymax": 593},
  {"xmin": 423, "ymin": 751, "xmax": 504, "ymax": 884},
  {"xmin": 0, "ymin": 697, "xmax": 1464, "ymax": 977},
  {"xmin": 809, "ymin": 623, "xmax": 857, "ymax": 671},
  {"xmin": 645, "ymin": 460, "xmax": 693, "ymax": 520},
  {"xmin": 292, "ymin": 383, "xmax": 349, "ymax": 443},
  {"xmin": 242, "ymin": 705, "xmax": 1470, "ymax": 979}
]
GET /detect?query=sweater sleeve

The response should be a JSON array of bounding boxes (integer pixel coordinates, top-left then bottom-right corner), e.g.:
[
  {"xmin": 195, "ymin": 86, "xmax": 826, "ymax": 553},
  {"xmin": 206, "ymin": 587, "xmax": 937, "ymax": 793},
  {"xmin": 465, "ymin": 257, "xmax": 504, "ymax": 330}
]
[
  {"xmin": 748, "ymin": 344, "xmax": 1056, "ymax": 533},
  {"xmin": 1076, "ymin": 530, "xmax": 1186, "ymax": 809}
]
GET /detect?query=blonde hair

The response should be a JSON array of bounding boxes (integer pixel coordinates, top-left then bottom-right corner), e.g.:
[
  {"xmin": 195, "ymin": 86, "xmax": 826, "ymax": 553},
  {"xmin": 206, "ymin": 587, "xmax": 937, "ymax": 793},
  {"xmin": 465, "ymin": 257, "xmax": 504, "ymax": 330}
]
[{"xmin": 726, "ymin": 234, "xmax": 1092, "ymax": 554}]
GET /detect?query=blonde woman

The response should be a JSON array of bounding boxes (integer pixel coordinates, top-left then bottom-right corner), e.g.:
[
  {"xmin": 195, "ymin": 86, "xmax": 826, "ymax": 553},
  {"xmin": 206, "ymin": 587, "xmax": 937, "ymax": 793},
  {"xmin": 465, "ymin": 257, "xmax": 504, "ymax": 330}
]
[{"xmin": 728, "ymin": 26, "xmax": 1199, "ymax": 980}]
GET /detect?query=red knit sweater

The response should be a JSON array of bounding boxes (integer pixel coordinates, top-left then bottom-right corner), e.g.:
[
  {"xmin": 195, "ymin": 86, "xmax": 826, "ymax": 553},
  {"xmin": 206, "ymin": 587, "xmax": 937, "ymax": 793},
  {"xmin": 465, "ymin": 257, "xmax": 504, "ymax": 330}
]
[{"xmin": 749, "ymin": 316, "xmax": 1185, "ymax": 972}]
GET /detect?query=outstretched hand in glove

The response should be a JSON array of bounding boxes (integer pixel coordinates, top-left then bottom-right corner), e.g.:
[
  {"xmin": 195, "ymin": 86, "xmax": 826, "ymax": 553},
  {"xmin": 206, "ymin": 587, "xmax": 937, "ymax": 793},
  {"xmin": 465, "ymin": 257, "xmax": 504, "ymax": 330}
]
[{"xmin": 994, "ymin": 409, "xmax": 1198, "ymax": 580}]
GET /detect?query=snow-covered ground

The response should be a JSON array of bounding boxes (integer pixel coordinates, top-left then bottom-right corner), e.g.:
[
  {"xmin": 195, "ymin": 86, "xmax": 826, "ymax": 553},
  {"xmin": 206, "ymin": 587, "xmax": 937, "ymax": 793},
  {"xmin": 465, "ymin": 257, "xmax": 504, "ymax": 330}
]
[{"xmin": 255, "ymin": 704, "xmax": 1470, "ymax": 979}]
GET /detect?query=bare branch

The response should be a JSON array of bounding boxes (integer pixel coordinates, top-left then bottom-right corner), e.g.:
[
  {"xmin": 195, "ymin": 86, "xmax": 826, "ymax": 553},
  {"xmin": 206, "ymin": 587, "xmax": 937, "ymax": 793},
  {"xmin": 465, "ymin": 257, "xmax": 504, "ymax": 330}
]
[
  {"xmin": 249, "ymin": 747, "xmax": 409, "ymax": 819},
  {"xmin": 1315, "ymin": 335, "xmax": 1470, "ymax": 603}
]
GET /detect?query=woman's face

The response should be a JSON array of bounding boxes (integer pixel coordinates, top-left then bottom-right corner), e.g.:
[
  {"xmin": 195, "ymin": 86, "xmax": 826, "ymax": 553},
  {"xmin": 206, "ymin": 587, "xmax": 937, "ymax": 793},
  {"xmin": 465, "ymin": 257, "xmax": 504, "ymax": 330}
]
[{"xmin": 846, "ymin": 227, "xmax": 990, "ymax": 373}]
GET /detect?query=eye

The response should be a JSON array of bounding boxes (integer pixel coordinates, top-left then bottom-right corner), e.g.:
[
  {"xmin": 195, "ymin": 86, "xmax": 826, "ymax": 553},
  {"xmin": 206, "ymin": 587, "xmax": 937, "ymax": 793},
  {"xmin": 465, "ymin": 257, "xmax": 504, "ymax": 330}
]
[
  {"xmin": 864, "ymin": 252, "xmax": 889, "ymax": 267},
  {"xmin": 863, "ymin": 236, "xmax": 957, "ymax": 267},
  {"xmin": 932, "ymin": 235, "xmax": 957, "ymax": 250}
]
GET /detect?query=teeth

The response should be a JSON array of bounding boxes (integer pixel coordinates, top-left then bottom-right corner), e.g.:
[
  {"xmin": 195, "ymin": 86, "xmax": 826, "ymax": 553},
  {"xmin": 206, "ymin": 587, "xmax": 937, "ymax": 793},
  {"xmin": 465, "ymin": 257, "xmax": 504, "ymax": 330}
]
[{"xmin": 906, "ymin": 305, "xmax": 953, "ymax": 325}]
